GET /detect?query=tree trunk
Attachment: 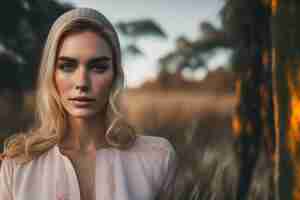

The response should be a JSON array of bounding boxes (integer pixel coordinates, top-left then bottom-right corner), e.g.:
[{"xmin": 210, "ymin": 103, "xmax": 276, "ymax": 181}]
[
  {"xmin": 226, "ymin": 1, "xmax": 275, "ymax": 199},
  {"xmin": 272, "ymin": 0, "xmax": 300, "ymax": 199}
]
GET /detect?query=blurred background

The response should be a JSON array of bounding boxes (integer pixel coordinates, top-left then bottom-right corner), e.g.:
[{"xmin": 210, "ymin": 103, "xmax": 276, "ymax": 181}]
[{"xmin": 2, "ymin": 0, "xmax": 295, "ymax": 199}]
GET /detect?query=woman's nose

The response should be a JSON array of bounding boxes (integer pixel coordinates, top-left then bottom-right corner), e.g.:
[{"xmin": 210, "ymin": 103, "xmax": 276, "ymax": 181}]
[{"xmin": 74, "ymin": 66, "xmax": 90, "ymax": 92}]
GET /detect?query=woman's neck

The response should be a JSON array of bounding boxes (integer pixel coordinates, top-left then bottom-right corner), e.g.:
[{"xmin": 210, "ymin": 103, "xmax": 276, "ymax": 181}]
[{"xmin": 61, "ymin": 115, "xmax": 107, "ymax": 152}]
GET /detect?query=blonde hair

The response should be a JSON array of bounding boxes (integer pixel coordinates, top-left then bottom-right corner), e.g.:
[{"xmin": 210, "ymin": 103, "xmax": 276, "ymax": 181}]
[{"xmin": 2, "ymin": 8, "xmax": 136, "ymax": 164}]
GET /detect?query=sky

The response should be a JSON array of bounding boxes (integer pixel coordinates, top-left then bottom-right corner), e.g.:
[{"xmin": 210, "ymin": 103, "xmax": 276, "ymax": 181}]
[{"xmin": 61, "ymin": 0, "xmax": 227, "ymax": 87}]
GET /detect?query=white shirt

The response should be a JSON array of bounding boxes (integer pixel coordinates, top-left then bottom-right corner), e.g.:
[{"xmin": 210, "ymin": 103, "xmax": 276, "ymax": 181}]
[{"xmin": 0, "ymin": 135, "xmax": 177, "ymax": 200}]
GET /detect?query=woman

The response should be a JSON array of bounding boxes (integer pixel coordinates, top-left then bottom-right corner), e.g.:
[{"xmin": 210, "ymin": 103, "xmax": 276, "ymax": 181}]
[{"xmin": 0, "ymin": 8, "xmax": 177, "ymax": 200}]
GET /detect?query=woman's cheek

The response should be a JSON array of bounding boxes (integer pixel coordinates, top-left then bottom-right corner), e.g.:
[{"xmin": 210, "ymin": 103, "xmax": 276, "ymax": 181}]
[
  {"xmin": 55, "ymin": 71, "xmax": 73, "ymax": 96},
  {"xmin": 93, "ymin": 72, "xmax": 114, "ymax": 97}
]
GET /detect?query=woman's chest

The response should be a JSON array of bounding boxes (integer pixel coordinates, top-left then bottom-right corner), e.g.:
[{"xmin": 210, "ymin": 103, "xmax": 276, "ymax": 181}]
[
  {"xmin": 64, "ymin": 152, "xmax": 96, "ymax": 200},
  {"xmin": 63, "ymin": 151, "xmax": 158, "ymax": 200},
  {"xmin": 13, "ymin": 149, "xmax": 161, "ymax": 200},
  {"xmin": 94, "ymin": 152, "xmax": 159, "ymax": 200}
]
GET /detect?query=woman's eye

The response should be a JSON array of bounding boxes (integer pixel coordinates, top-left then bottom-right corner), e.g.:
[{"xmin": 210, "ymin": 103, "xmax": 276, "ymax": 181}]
[
  {"xmin": 90, "ymin": 64, "xmax": 109, "ymax": 73},
  {"xmin": 58, "ymin": 62, "xmax": 76, "ymax": 72}
]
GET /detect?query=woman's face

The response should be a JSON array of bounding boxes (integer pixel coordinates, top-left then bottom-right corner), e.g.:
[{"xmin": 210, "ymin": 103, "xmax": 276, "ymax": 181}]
[{"xmin": 54, "ymin": 31, "xmax": 114, "ymax": 118}]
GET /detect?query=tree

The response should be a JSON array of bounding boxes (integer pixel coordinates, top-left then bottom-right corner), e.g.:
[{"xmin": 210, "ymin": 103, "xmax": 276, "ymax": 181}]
[
  {"xmin": 0, "ymin": 0, "xmax": 73, "ymax": 90},
  {"xmin": 116, "ymin": 19, "xmax": 167, "ymax": 59},
  {"xmin": 157, "ymin": 21, "xmax": 231, "ymax": 87},
  {"xmin": 271, "ymin": 0, "xmax": 300, "ymax": 199},
  {"xmin": 221, "ymin": 0, "xmax": 275, "ymax": 199}
]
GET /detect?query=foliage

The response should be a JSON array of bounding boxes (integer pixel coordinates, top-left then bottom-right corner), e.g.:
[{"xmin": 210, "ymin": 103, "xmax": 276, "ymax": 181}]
[
  {"xmin": 0, "ymin": 0, "xmax": 73, "ymax": 90},
  {"xmin": 116, "ymin": 19, "xmax": 167, "ymax": 39},
  {"xmin": 115, "ymin": 19, "xmax": 167, "ymax": 60},
  {"xmin": 159, "ymin": 21, "xmax": 231, "ymax": 78}
]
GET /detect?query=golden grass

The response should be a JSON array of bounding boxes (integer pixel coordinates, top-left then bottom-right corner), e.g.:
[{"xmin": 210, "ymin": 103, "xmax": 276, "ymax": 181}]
[{"xmin": 121, "ymin": 88, "xmax": 236, "ymax": 131}]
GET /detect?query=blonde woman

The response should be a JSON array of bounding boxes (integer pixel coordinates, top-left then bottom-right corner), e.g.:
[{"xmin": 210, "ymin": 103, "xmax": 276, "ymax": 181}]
[{"xmin": 0, "ymin": 8, "xmax": 177, "ymax": 200}]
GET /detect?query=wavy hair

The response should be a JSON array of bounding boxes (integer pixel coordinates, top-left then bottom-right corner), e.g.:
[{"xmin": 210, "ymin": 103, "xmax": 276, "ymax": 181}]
[{"xmin": 1, "ymin": 8, "xmax": 137, "ymax": 164}]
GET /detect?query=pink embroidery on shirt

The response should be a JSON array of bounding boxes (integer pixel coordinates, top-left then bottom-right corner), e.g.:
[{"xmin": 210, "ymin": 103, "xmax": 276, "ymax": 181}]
[{"xmin": 56, "ymin": 193, "xmax": 68, "ymax": 200}]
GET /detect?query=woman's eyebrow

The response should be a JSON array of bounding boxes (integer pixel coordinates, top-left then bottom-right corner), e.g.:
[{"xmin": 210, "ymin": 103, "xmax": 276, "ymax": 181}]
[
  {"xmin": 57, "ymin": 56, "xmax": 77, "ymax": 63},
  {"xmin": 57, "ymin": 56, "xmax": 111, "ymax": 64},
  {"xmin": 88, "ymin": 56, "xmax": 111, "ymax": 63}
]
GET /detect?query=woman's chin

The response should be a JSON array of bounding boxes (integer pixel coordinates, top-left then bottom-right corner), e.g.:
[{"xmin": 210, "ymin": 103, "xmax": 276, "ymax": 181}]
[{"xmin": 66, "ymin": 108, "xmax": 100, "ymax": 119}]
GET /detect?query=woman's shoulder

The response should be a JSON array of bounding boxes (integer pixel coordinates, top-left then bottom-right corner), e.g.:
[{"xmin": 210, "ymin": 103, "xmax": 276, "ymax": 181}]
[
  {"xmin": 125, "ymin": 135, "xmax": 177, "ymax": 193},
  {"xmin": 129, "ymin": 135, "xmax": 176, "ymax": 160},
  {"xmin": 1, "ymin": 143, "xmax": 59, "ymax": 170},
  {"xmin": 134, "ymin": 135, "xmax": 174, "ymax": 150},
  {"xmin": 0, "ymin": 157, "xmax": 16, "ymax": 172}
]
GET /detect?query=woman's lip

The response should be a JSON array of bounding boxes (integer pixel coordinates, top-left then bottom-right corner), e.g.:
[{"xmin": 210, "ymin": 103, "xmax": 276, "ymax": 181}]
[
  {"xmin": 69, "ymin": 99, "xmax": 95, "ymax": 107},
  {"xmin": 69, "ymin": 97, "xmax": 96, "ymax": 101}
]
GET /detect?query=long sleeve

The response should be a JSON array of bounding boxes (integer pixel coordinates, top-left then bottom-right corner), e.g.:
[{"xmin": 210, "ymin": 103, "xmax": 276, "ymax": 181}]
[{"xmin": 0, "ymin": 159, "xmax": 14, "ymax": 200}]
